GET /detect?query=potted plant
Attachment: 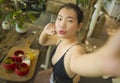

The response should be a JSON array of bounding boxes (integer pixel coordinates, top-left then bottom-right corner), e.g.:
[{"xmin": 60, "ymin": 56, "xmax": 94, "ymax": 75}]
[
  {"xmin": 11, "ymin": 0, "xmax": 36, "ymax": 33},
  {"xmin": 12, "ymin": 9, "xmax": 35, "ymax": 33},
  {"xmin": 1, "ymin": 0, "xmax": 35, "ymax": 33},
  {"xmin": 0, "ymin": 0, "xmax": 13, "ymax": 30}
]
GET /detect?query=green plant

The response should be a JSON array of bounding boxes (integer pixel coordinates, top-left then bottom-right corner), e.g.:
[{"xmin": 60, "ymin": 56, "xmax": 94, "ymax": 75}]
[
  {"xmin": 10, "ymin": 10, "xmax": 35, "ymax": 29},
  {"xmin": 12, "ymin": 0, "xmax": 35, "ymax": 28},
  {"xmin": 0, "ymin": 0, "xmax": 13, "ymax": 21},
  {"xmin": 1, "ymin": 0, "xmax": 36, "ymax": 29},
  {"xmin": 38, "ymin": 0, "xmax": 46, "ymax": 9}
]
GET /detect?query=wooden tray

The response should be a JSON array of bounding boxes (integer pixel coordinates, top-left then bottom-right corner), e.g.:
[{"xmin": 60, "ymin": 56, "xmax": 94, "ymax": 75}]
[{"xmin": 0, "ymin": 42, "xmax": 39, "ymax": 82}]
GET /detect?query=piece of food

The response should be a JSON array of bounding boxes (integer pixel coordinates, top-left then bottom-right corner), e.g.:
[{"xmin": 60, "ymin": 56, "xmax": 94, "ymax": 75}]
[
  {"xmin": 15, "ymin": 62, "xmax": 29, "ymax": 76},
  {"xmin": 2, "ymin": 57, "xmax": 16, "ymax": 72}
]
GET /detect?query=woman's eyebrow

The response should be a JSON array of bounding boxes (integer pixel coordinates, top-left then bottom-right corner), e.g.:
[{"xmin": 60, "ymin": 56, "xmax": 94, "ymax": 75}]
[
  {"xmin": 57, "ymin": 15, "xmax": 62, "ymax": 18},
  {"xmin": 67, "ymin": 16, "xmax": 74, "ymax": 19},
  {"xmin": 58, "ymin": 15, "xmax": 74, "ymax": 20},
  {"xmin": 67, "ymin": 16, "xmax": 75, "ymax": 20}
]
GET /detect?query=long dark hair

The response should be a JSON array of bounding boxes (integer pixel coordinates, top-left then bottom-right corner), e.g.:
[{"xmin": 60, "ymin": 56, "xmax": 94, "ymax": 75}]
[{"xmin": 58, "ymin": 3, "xmax": 83, "ymax": 24}]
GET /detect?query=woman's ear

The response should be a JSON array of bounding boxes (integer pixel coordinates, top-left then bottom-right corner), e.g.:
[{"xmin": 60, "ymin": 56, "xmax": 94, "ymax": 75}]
[{"xmin": 77, "ymin": 23, "xmax": 82, "ymax": 31}]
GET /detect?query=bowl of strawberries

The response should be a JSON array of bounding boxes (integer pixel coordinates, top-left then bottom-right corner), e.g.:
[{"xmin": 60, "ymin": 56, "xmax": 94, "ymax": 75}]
[{"xmin": 15, "ymin": 62, "xmax": 29, "ymax": 76}]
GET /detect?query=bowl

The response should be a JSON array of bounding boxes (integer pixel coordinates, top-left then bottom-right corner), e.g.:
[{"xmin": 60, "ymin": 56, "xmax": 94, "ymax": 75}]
[
  {"xmin": 2, "ymin": 57, "xmax": 16, "ymax": 72},
  {"xmin": 13, "ymin": 56, "xmax": 22, "ymax": 63},
  {"xmin": 14, "ymin": 50, "xmax": 25, "ymax": 62},
  {"xmin": 14, "ymin": 50, "xmax": 24, "ymax": 56},
  {"xmin": 15, "ymin": 62, "xmax": 29, "ymax": 76}
]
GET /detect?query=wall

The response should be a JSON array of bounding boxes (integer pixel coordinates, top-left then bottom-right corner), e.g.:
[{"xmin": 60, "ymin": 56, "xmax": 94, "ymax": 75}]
[
  {"xmin": 46, "ymin": 0, "xmax": 77, "ymax": 14},
  {"xmin": 103, "ymin": 0, "xmax": 120, "ymax": 19}
]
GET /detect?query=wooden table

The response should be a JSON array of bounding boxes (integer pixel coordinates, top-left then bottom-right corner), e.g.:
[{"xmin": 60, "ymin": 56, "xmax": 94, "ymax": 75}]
[{"xmin": 0, "ymin": 22, "xmax": 48, "ymax": 83}]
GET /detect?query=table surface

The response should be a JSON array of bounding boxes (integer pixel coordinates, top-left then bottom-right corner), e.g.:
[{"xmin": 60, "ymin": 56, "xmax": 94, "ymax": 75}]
[{"xmin": 0, "ymin": 22, "xmax": 48, "ymax": 83}]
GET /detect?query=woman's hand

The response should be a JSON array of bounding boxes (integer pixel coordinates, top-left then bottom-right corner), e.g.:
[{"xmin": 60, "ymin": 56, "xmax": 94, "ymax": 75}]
[
  {"xmin": 43, "ymin": 23, "xmax": 56, "ymax": 35},
  {"xmin": 102, "ymin": 29, "xmax": 120, "ymax": 77},
  {"xmin": 39, "ymin": 23, "xmax": 57, "ymax": 46},
  {"xmin": 106, "ymin": 29, "xmax": 120, "ymax": 56}
]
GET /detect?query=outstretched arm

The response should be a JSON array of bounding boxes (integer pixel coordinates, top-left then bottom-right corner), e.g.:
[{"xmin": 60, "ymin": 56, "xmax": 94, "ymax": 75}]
[{"xmin": 70, "ymin": 30, "xmax": 120, "ymax": 77}]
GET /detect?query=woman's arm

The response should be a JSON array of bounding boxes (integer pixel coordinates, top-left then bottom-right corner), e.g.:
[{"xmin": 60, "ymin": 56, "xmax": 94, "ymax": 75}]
[
  {"xmin": 70, "ymin": 30, "xmax": 120, "ymax": 77},
  {"xmin": 39, "ymin": 23, "xmax": 58, "ymax": 46}
]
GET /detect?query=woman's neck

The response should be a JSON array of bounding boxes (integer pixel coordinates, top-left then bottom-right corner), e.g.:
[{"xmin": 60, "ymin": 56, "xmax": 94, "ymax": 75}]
[{"xmin": 60, "ymin": 36, "xmax": 79, "ymax": 46}]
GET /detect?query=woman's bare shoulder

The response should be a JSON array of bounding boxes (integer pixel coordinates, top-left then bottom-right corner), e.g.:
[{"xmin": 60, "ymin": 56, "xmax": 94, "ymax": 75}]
[{"xmin": 69, "ymin": 44, "xmax": 86, "ymax": 56}]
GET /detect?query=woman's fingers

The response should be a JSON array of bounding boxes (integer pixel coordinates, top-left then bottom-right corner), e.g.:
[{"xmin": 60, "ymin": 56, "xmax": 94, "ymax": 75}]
[{"xmin": 44, "ymin": 23, "xmax": 56, "ymax": 35}]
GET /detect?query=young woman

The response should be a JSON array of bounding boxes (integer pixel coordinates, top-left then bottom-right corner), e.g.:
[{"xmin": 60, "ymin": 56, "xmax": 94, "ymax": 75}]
[{"xmin": 34, "ymin": 3, "xmax": 120, "ymax": 83}]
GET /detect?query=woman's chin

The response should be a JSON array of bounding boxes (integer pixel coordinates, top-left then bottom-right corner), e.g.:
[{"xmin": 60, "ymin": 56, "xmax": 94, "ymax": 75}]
[{"xmin": 58, "ymin": 35, "xmax": 66, "ymax": 38}]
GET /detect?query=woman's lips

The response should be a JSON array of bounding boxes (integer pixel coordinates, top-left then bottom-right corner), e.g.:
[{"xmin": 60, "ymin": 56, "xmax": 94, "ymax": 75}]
[{"xmin": 58, "ymin": 30, "xmax": 65, "ymax": 34}]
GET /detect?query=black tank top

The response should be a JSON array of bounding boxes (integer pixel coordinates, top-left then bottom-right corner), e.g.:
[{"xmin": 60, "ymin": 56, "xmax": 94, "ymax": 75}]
[
  {"xmin": 50, "ymin": 41, "xmax": 112, "ymax": 83},
  {"xmin": 50, "ymin": 41, "xmax": 79, "ymax": 83}
]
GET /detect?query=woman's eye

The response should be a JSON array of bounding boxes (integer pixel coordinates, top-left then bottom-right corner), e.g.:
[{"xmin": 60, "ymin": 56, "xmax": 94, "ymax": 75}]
[
  {"xmin": 57, "ymin": 17, "xmax": 62, "ymax": 21},
  {"xmin": 68, "ymin": 20, "xmax": 73, "ymax": 23}
]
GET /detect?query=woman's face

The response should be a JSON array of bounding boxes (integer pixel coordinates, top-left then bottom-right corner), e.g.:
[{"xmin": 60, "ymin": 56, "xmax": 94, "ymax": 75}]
[{"xmin": 55, "ymin": 8, "xmax": 81, "ymax": 38}]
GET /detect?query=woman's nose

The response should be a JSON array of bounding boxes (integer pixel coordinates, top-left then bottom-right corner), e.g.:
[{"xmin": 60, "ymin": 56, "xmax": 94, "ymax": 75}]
[{"xmin": 60, "ymin": 20, "xmax": 66, "ymax": 29}]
